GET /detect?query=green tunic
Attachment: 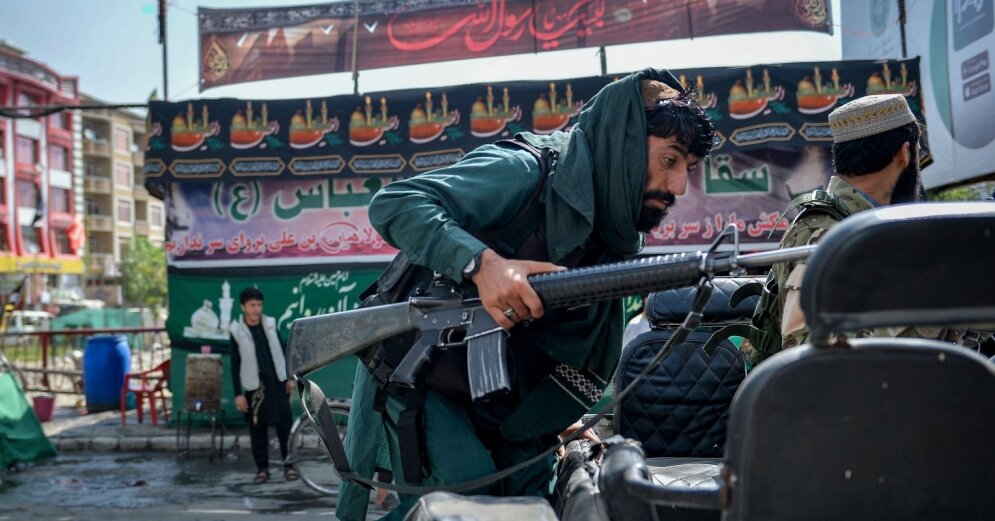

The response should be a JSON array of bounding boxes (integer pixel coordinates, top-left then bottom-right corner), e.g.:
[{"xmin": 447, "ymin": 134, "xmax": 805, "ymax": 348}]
[{"xmin": 337, "ymin": 68, "xmax": 673, "ymax": 521}]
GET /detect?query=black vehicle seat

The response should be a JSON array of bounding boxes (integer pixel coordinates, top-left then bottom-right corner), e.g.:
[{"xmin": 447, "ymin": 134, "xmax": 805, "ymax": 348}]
[
  {"xmin": 600, "ymin": 202, "xmax": 995, "ymax": 521},
  {"xmin": 614, "ymin": 276, "xmax": 758, "ymax": 458},
  {"xmin": 612, "ymin": 277, "xmax": 758, "ymax": 520}
]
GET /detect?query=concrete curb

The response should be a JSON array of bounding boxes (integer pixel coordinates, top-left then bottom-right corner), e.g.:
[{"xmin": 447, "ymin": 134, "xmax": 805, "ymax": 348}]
[{"xmin": 42, "ymin": 406, "xmax": 255, "ymax": 453}]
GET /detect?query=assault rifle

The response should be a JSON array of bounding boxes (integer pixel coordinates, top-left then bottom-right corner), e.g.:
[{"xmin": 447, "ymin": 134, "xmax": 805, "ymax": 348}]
[{"xmin": 287, "ymin": 227, "xmax": 815, "ymax": 402}]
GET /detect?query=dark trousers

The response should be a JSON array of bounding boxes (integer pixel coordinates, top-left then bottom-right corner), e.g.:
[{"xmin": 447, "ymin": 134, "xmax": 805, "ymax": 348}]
[{"xmin": 249, "ymin": 415, "xmax": 292, "ymax": 472}]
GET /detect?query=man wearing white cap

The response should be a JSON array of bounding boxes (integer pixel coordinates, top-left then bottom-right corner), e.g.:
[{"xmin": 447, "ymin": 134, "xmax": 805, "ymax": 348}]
[{"xmin": 752, "ymin": 94, "xmax": 927, "ymax": 362}]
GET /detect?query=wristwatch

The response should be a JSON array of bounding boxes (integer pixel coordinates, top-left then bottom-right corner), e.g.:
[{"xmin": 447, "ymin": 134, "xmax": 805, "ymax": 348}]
[{"xmin": 462, "ymin": 251, "xmax": 484, "ymax": 279}]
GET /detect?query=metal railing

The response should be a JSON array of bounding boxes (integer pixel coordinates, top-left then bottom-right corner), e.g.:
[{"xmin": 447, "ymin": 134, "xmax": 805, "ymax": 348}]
[{"xmin": 2, "ymin": 326, "xmax": 168, "ymax": 395}]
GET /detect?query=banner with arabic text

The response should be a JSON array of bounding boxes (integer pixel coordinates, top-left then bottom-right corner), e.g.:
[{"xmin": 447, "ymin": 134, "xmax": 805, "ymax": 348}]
[
  {"xmin": 164, "ymin": 143, "xmax": 830, "ymax": 267},
  {"xmin": 198, "ymin": 0, "xmax": 833, "ymax": 90},
  {"xmin": 147, "ymin": 58, "xmax": 923, "ymax": 185},
  {"xmin": 165, "ymin": 177, "xmax": 398, "ymax": 267},
  {"xmin": 166, "ymin": 268, "xmax": 378, "ymax": 411}
]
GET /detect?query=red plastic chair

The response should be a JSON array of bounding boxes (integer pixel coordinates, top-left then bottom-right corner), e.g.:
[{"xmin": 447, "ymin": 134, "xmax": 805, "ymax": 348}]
[{"xmin": 120, "ymin": 359, "xmax": 171, "ymax": 426}]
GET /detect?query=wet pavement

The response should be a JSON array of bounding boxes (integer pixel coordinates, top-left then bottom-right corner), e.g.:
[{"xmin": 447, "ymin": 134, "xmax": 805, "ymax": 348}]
[
  {"xmin": 0, "ymin": 450, "xmax": 396, "ymax": 520},
  {"xmin": 1, "ymin": 403, "xmax": 393, "ymax": 520}
]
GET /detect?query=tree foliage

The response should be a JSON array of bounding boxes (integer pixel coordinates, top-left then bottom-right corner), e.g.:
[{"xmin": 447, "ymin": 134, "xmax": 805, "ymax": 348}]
[{"xmin": 119, "ymin": 236, "xmax": 167, "ymax": 311}]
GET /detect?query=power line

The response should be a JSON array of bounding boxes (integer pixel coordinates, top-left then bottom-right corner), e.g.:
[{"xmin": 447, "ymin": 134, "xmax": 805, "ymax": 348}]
[{"xmin": 0, "ymin": 103, "xmax": 149, "ymax": 119}]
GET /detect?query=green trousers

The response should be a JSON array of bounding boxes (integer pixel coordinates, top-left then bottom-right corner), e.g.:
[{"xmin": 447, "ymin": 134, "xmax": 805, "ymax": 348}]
[{"xmin": 336, "ymin": 365, "xmax": 557, "ymax": 521}]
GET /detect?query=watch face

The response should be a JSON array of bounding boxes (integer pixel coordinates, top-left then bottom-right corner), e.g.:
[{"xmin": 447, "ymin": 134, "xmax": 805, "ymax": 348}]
[{"xmin": 463, "ymin": 257, "xmax": 476, "ymax": 275}]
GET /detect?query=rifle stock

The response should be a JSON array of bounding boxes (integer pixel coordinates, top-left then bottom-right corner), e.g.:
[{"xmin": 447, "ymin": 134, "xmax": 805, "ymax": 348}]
[{"xmin": 287, "ymin": 302, "xmax": 414, "ymax": 375}]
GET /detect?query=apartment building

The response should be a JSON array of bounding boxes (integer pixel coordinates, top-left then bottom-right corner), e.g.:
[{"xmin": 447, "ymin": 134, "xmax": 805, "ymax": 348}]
[
  {"xmin": 80, "ymin": 95, "xmax": 165, "ymax": 306},
  {"xmin": 0, "ymin": 41, "xmax": 84, "ymax": 309}
]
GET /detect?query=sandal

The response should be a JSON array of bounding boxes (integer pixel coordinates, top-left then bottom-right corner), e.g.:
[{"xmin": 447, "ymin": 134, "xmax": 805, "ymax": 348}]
[
  {"xmin": 254, "ymin": 470, "xmax": 270, "ymax": 484},
  {"xmin": 284, "ymin": 467, "xmax": 300, "ymax": 481}
]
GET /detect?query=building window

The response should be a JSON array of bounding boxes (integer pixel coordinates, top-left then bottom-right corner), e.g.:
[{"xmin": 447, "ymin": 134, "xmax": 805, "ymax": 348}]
[
  {"xmin": 118, "ymin": 237, "xmax": 132, "ymax": 258},
  {"xmin": 0, "ymin": 227, "xmax": 8, "ymax": 251},
  {"xmin": 0, "ymin": 130, "xmax": 5, "ymax": 161},
  {"xmin": 0, "ymin": 179, "xmax": 5, "ymax": 206},
  {"xmin": 16, "ymin": 179, "xmax": 39, "ymax": 208},
  {"xmin": 50, "ymin": 187, "xmax": 70, "ymax": 213},
  {"xmin": 16, "ymin": 136, "xmax": 38, "ymax": 165},
  {"xmin": 16, "ymin": 92, "xmax": 38, "ymax": 118},
  {"xmin": 21, "ymin": 225, "xmax": 40, "ymax": 254},
  {"xmin": 116, "ymin": 199, "xmax": 132, "ymax": 223},
  {"xmin": 85, "ymin": 161, "xmax": 101, "ymax": 178},
  {"xmin": 54, "ymin": 228, "xmax": 71, "ymax": 254},
  {"xmin": 114, "ymin": 127, "xmax": 130, "ymax": 151},
  {"xmin": 84, "ymin": 197, "xmax": 99, "ymax": 215},
  {"xmin": 49, "ymin": 111, "xmax": 68, "ymax": 129},
  {"xmin": 115, "ymin": 163, "xmax": 131, "ymax": 188},
  {"xmin": 150, "ymin": 205, "xmax": 163, "ymax": 227},
  {"xmin": 48, "ymin": 145, "xmax": 68, "ymax": 171}
]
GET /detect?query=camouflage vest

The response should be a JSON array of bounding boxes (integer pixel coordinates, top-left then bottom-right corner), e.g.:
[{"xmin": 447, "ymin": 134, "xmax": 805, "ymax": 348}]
[{"xmin": 705, "ymin": 189, "xmax": 852, "ymax": 367}]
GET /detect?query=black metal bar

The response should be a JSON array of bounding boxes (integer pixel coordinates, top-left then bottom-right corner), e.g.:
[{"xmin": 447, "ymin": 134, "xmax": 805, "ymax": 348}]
[{"xmin": 898, "ymin": 0, "xmax": 908, "ymax": 58}]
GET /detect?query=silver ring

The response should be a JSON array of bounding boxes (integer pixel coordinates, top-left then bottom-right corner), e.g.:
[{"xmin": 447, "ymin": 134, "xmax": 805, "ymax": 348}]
[{"xmin": 503, "ymin": 308, "xmax": 516, "ymax": 319}]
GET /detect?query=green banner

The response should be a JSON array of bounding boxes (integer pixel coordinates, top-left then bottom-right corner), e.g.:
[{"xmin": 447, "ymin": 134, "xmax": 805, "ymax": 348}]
[
  {"xmin": 166, "ymin": 267, "xmax": 381, "ymax": 421},
  {"xmin": 166, "ymin": 267, "xmax": 380, "ymax": 346}
]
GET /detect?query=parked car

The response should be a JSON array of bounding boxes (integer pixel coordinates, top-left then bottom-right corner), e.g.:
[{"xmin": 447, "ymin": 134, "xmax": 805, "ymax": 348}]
[{"xmin": 4, "ymin": 310, "xmax": 53, "ymax": 334}]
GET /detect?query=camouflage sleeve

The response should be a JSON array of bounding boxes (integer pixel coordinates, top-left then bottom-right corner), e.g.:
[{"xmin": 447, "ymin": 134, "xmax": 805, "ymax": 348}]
[{"xmin": 776, "ymin": 213, "xmax": 839, "ymax": 349}]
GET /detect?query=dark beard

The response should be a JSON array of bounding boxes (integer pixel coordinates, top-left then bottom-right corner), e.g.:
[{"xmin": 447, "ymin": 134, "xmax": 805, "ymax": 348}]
[
  {"xmin": 891, "ymin": 160, "xmax": 924, "ymax": 204},
  {"xmin": 636, "ymin": 191, "xmax": 676, "ymax": 232}
]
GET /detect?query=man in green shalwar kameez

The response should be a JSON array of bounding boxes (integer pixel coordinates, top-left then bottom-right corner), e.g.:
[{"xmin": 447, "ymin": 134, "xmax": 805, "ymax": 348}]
[{"xmin": 337, "ymin": 68, "xmax": 716, "ymax": 520}]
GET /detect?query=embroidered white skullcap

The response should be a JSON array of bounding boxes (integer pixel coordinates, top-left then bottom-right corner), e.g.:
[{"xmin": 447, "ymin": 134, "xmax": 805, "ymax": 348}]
[{"xmin": 828, "ymin": 94, "xmax": 916, "ymax": 143}]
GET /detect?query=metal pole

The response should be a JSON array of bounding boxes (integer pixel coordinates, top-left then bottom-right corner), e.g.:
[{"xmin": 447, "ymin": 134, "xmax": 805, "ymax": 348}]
[
  {"xmin": 159, "ymin": 0, "xmax": 169, "ymax": 100},
  {"xmin": 597, "ymin": 46, "xmax": 607, "ymax": 76},
  {"xmin": 351, "ymin": 0, "xmax": 361, "ymax": 95},
  {"xmin": 897, "ymin": 0, "xmax": 908, "ymax": 59}
]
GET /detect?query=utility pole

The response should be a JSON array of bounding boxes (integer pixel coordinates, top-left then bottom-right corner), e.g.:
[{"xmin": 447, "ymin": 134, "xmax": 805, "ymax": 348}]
[
  {"xmin": 159, "ymin": 0, "xmax": 169, "ymax": 100},
  {"xmin": 897, "ymin": 0, "xmax": 908, "ymax": 59},
  {"xmin": 351, "ymin": 0, "xmax": 361, "ymax": 95}
]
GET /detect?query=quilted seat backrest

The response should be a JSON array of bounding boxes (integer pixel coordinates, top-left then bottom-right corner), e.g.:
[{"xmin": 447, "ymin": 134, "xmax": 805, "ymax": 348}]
[
  {"xmin": 646, "ymin": 277, "xmax": 761, "ymax": 327},
  {"xmin": 614, "ymin": 277, "xmax": 757, "ymax": 458},
  {"xmin": 615, "ymin": 330, "xmax": 745, "ymax": 457}
]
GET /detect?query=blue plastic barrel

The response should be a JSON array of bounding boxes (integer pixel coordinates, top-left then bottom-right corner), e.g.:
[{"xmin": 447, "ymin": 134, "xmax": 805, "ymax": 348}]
[{"xmin": 83, "ymin": 335, "xmax": 131, "ymax": 412}]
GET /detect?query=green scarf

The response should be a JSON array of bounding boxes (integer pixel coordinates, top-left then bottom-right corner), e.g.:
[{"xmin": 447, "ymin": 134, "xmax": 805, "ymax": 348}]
[{"xmin": 522, "ymin": 68, "xmax": 672, "ymax": 261}]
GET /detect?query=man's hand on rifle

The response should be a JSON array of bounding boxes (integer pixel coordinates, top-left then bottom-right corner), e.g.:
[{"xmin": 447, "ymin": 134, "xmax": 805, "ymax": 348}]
[{"xmin": 471, "ymin": 248, "xmax": 565, "ymax": 329}]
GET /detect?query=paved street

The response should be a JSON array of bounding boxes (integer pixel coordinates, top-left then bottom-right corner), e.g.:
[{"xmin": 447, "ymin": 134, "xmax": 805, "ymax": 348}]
[{"xmin": 0, "ymin": 450, "xmax": 393, "ymax": 520}]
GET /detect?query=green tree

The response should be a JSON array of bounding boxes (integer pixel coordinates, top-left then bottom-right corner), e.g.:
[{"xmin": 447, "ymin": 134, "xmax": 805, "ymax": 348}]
[{"xmin": 119, "ymin": 236, "xmax": 167, "ymax": 312}]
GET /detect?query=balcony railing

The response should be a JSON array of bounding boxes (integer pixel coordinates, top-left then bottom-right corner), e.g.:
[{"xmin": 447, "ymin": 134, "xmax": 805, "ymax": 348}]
[
  {"xmin": 85, "ymin": 214, "xmax": 113, "ymax": 232},
  {"xmin": 134, "ymin": 220, "xmax": 150, "ymax": 235},
  {"xmin": 84, "ymin": 176, "xmax": 112, "ymax": 194},
  {"xmin": 133, "ymin": 184, "xmax": 149, "ymax": 200},
  {"xmin": 83, "ymin": 140, "xmax": 111, "ymax": 157},
  {"xmin": 86, "ymin": 252, "xmax": 114, "ymax": 274},
  {"xmin": 132, "ymin": 151, "xmax": 144, "ymax": 167}
]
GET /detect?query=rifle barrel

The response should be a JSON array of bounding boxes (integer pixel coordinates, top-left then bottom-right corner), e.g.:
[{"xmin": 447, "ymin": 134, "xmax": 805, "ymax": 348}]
[
  {"xmin": 733, "ymin": 245, "xmax": 818, "ymax": 269},
  {"xmin": 528, "ymin": 245, "xmax": 817, "ymax": 310}
]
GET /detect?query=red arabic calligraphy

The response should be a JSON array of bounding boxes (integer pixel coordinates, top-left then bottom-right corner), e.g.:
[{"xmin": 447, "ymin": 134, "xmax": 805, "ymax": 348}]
[
  {"xmin": 387, "ymin": 0, "xmax": 607, "ymax": 53},
  {"xmin": 165, "ymin": 226, "xmax": 394, "ymax": 259},
  {"xmin": 646, "ymin": 212, "xmax": 788, "ymax": 244}
]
